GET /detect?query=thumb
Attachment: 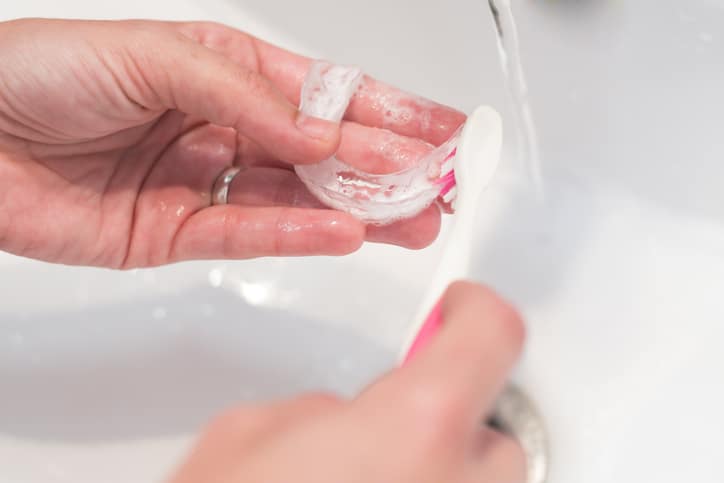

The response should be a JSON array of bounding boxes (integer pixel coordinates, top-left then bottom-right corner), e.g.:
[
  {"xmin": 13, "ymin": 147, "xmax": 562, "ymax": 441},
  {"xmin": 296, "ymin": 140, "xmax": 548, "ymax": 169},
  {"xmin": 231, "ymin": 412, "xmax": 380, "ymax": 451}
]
[
  {"xmin": 133, "ymin": 28, "xmax": 340, "ymax": 165},
  {"xmin": 360, "ymin": 281, "xmax": 526, "ymax": 430}
]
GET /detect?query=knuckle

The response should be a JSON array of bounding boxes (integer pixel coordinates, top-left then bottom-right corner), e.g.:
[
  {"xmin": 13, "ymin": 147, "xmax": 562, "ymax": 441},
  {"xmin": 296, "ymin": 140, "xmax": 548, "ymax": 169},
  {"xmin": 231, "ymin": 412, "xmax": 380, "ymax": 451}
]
[
  {"xmin": 185, "ymin": 21, "xmax": 233, "ymax": 50},
  {"xmin": 224, "ymin": 68, "xmax": 277, "ymax": 129},
  {"xmin": 193, "ymin": 21, "xmax": 229, "ymax": 33},
  {"xmin": 403, "ymin": 386, "xmax": 467, "ymax": 441},
  {"xmin": 236, "ymin": 67, "xmax": 270, "ymax": 97}
]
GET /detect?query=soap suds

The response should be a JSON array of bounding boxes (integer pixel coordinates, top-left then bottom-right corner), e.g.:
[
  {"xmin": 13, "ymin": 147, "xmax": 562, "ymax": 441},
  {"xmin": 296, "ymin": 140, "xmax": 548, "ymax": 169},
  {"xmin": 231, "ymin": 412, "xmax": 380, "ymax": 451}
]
[
  {"xmin": 295, "ymin": 61, "xmax": 461, "ymax": 225},
  {"xmin": 373, "ymin": 129, "xmax": 435, "ymax": 173},
  {"xmin": 357, "ymin": 77, "xmax": 438, "ymax": 133}
]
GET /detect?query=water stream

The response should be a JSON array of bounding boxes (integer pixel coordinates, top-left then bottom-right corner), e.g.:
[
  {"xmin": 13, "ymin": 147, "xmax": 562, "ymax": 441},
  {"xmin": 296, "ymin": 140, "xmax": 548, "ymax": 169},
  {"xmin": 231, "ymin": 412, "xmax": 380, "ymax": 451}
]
[{"xmin": 488, "ymin": 0, "xmax": 544, "ymax": 195}]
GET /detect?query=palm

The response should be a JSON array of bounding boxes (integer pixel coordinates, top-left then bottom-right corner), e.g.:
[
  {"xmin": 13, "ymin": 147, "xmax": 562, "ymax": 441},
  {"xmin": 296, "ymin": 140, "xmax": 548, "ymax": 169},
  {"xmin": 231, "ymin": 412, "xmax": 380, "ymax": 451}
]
[
  {"xmin": 0, "ymin": 19, "xmax": 465, "ymax": 268},
  {"xmin": 11, "ymin": 112, "xmax": 227, "ymax": 267}
]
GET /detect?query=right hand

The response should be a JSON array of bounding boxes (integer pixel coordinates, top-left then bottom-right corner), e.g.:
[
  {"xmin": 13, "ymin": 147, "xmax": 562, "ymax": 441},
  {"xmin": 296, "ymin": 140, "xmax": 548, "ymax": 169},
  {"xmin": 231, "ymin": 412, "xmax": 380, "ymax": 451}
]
[{"xmin": 169, "ymin": 281, "xmax": 527, "ymax": 483}]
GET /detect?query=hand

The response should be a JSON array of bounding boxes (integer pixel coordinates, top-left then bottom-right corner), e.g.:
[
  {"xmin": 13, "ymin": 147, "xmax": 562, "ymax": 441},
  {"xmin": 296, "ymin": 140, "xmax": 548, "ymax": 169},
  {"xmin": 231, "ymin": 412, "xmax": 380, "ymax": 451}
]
[
  {"xmin": 169, "ymin": 282, "xmax": 527, "ymax": 483},
  {"xmin": 0, "ymin": 19, "xmax": 465, "ymax": 268}
]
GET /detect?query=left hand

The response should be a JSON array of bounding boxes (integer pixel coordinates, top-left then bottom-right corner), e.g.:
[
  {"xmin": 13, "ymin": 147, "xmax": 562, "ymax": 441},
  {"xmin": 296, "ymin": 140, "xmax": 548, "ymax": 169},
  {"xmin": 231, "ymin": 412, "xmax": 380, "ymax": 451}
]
[{"xmin": 0, "ymin": 19, "xmax": 466, "ymax": 268}]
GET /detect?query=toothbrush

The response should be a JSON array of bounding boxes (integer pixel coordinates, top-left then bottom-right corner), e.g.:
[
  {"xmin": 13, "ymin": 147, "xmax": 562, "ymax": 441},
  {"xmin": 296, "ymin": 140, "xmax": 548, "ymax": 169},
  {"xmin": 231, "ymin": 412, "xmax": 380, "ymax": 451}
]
[
  {"xmin": 292, "ymin": 61, "xmax": 504, "ymax": 357},
  {"xmin": 399, "ymin": 111, "xmax": 551, "ymax": 483},
  {"xmin": 399, "ymin": 106, "xmax": 504, "ymax": 363}
]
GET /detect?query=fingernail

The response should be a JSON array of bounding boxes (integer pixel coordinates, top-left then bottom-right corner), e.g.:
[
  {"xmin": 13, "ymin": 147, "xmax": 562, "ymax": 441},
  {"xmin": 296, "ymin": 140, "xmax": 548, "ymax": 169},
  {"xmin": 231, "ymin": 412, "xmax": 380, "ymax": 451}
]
[
  {"xmin": 296, "ymin": 113, "xmax": 338, "ymax": 142},
  {"xmin": 403, "ymin": 299, "xmax": 444, "ymax": 365}
]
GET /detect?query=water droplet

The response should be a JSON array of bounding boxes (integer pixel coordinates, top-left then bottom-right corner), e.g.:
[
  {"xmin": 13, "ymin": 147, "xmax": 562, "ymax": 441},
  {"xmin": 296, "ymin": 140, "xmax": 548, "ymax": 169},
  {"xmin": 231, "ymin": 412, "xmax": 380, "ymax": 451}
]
[{"xmin": 278, "ymin": 221, "xmax": 302, "ymax": 233}]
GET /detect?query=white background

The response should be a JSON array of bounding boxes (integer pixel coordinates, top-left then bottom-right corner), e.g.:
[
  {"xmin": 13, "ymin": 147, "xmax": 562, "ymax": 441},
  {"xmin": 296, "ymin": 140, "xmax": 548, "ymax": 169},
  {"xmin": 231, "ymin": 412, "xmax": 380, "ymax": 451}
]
[{"xmin": 2, "ymin": 1, "xmax": 724, "ymax": 482}]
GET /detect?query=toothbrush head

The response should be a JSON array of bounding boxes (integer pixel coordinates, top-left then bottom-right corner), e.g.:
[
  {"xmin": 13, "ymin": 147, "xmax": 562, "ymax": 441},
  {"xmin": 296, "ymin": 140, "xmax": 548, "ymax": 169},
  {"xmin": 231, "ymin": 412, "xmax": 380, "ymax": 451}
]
[
  {"xmin": 437, "ymin": 148, "xmax": 458, "ymax": 203},
  {"xmin": 434, "ymin": 106, "xmax": 503, "ymax": 210},
  {"xmin": 295, "ymin": 60, "xmax": 502, "ymax": 224}
]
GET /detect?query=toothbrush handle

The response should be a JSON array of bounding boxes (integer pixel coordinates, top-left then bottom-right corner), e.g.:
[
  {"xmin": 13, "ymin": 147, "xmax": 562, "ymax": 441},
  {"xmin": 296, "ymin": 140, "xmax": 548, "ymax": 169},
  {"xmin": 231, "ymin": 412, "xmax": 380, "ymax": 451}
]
[
  {"xmin": 402, "ymin": 299, "xmax": 443, "ymax": 364},
  {"xmin": 399, "ymin": 208, "xmax": 476, "ymax": 363}
]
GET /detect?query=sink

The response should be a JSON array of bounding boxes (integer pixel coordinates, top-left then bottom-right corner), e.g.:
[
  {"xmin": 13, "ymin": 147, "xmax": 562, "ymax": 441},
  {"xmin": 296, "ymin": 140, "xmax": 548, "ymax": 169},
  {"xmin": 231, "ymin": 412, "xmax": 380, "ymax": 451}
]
[{"xmin": 2, "ymin": 1, "xmax": 724, "ymax": 482}]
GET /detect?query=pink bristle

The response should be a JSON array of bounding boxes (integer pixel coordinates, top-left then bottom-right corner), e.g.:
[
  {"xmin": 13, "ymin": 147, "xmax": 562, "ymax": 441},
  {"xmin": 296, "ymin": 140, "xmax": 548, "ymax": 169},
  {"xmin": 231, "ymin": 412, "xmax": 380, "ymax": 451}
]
[
  {"xmin": 443, "ymin": 147, "xmax": 457, "ymax": 163},
  {"xmin": 441, "ymin": 147, "xmax": 457, "ymax": 171},
  {"xmin": 436, "ymin": 146, "xmax": 458, "ymax": 197},
  {"xmin": 438, "ymin": 170, "xmax": 457, "ymax": 197}
]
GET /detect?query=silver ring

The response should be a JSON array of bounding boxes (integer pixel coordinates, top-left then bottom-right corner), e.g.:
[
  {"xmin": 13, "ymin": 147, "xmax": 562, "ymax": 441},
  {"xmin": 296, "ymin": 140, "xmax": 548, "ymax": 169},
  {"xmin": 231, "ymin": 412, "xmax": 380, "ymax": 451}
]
[
  {"xmin": 211, "ymin": 166, "xmax": 242, "ymax": 205},
  {"xmin": 489, "ymin": 384, "xmax": 550, "ymax": 483}
]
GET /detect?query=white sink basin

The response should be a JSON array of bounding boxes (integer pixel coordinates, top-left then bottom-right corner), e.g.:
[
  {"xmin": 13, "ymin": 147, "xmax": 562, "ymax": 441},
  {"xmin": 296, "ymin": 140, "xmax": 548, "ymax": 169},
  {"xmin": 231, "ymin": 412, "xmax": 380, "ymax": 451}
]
[{"xmin": 2, "ymin": 1, "xmax": 724, "ymax": 482}]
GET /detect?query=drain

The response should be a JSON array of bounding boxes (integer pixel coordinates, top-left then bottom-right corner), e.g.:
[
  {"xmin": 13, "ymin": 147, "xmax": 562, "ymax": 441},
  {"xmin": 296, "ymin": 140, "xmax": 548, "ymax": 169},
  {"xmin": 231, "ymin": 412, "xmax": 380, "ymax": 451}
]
[{"xmin": 488, "ymin": 384, "xmax": 550, "ymax": 483}]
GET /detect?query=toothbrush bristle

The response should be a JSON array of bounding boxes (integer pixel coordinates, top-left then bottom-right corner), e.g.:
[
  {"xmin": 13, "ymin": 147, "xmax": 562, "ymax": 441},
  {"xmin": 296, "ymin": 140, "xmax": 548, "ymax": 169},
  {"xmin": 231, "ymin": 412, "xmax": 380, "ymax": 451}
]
[
  {"xmin": 443, "ymin": 147, "xmax": 457, "ymax": 163},
  {"xmin": 440, "ymin": 147, "xmax": 457, "ymax": 174},
  {"xmin": 435, "ymin": 145, "xmax": 458, "ymax": 201},
  {"xmin": 442, "ymin": 186, "xmax": 458, "ymax": 204},
  {"xmin": 438, "ymin": 170, "xmax": 457, "ymax": 197}
]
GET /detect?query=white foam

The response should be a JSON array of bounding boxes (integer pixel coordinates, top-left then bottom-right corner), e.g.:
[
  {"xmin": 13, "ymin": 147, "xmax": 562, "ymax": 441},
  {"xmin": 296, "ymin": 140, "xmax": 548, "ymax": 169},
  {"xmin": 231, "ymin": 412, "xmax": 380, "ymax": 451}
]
[{"xmin": 295, "ymin": 60, "xmax": 462, "ymax": 225}]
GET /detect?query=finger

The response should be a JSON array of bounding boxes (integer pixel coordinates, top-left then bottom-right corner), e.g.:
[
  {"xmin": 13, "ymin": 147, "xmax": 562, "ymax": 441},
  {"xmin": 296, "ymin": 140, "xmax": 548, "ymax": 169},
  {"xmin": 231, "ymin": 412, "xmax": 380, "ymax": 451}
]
[
  {"xmin": 336, "ymin": 122, "xmax": 435, "ymax": 174},
  {"xmin": 169, "ymin": 206, "xmax": 364, "ymax": 261},
  {"xmin": 227, "ymin": 167, "xmax": 325, "ymax": 208},
  {"xmin": 365, "ymin": 204, "xmax": 441, "ymax": 250},
  {"xmin": 362, "ymin": 282, "xmax": 526, "ymax": 433},
  {"xmin": 130, "ymin": 24, "xmax": 340, "ymax": 166},
  {"xmin": 237, "ymin": 120, "xmax": 442, "ymax": 183},
  {"xmin": 173, "ymin": 22, "xmax": 466, "ymax": 146},
  {"xmin": 466, "ymin": 428, "xmax": 527, "ymax": 483},
  {"xmin": 224, "ymin": 168, "xmax": 441, "ymax": 249},
  {"xmin": 349, "ymin": 77, "xmax": 467, "ymax": 146},
  {"xmin": 234, "ymin": 121, "xmax": 436, "ymax": 174},
  {"xmin": 257, "ymin": 45, "xmax": 466, "ymax": 145}
]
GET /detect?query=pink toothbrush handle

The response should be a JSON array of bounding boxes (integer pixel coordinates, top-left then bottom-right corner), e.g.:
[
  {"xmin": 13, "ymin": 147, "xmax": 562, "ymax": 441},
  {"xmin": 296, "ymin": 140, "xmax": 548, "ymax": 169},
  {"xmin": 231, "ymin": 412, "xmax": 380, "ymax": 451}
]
[{"xmin": 402, "ymin": 300, "xmax": 444, "ymax": 365}]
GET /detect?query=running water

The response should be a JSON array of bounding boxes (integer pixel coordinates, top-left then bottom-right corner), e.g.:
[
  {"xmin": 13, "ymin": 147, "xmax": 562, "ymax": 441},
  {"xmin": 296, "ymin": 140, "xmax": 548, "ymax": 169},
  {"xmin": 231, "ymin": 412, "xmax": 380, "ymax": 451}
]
[{"xmin": 488, "ymin": 0, "xmax": 544, "ymax": 196}]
